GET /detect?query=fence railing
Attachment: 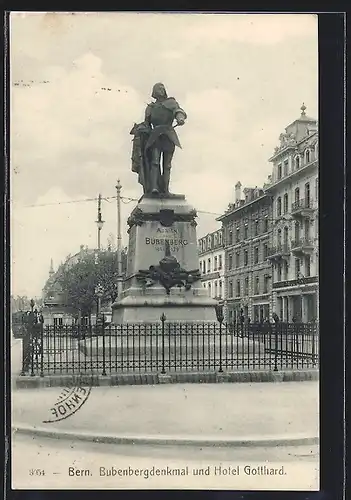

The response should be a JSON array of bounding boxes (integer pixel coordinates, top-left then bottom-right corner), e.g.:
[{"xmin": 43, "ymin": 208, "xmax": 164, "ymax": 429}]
[{"xmin": 19, "ymin": 319, "xmax": 319, "ymax": 377}]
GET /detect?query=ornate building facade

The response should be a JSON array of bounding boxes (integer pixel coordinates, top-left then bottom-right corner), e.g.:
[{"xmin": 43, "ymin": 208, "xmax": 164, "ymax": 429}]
[
  {"xmin": 265, "ymin": 104, "xmax": 318, "ymax": 322},
  {"xmin": 198, "ymin": 228, "xmax": 225, "ymax": 303},
  {"xmin": 217, "ymin": 182, "xmax": 273, "ymax": 323}
]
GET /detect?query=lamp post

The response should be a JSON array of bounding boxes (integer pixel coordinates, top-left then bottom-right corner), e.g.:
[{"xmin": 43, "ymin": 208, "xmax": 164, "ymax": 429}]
[
  {"xmin": 96, "ymin": 193, "xmax": 105, "ymax": 252},
  {"xmin": 95, "ymin": 284, "xmax": 104, "ymax": 327},
  {"xmin": 95, "ymin": 194, "xmax": 104, "ymax": 325},
  {"xmin": 115, "ymin": 180, "xmax": 123, "ymax": 298}
]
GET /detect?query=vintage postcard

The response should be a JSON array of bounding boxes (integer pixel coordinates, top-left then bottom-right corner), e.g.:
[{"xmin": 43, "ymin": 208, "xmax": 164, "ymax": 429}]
[{"xmin": 10, "ymin": 11, "xmax": 320, "ymax": 491}]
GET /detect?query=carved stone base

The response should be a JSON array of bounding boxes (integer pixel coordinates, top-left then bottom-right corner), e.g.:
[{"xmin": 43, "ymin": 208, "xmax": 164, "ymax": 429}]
[{"xmin": 112, "ymin": 195, "xmax": 218, "ymax": 323}]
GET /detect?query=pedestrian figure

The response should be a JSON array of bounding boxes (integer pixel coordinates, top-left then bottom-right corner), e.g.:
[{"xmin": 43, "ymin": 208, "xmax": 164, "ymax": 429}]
[{"xmin": 272, "ymin": 312, "xmax": 280, "ymax": 323}]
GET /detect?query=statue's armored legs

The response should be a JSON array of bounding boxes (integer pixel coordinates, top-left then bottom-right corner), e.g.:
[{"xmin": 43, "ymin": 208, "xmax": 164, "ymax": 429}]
[
  {"xmin": 150, "ymin": 148, "xmax": 162, "ymax": 194},
  {"xmin": 162, "ymin": 150, "xmax": 174, "ymax": 194}
]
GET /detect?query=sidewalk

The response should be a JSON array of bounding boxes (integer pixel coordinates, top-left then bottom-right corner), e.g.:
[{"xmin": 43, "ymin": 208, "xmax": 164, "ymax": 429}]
[{"xmin": 12, "ymin": 381, "xmax": 319, "ymax": 446}]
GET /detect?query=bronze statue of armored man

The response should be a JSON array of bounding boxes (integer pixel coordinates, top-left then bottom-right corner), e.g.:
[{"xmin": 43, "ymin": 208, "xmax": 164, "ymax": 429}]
[{"xmin": 130, "ymin": 83, "xmax": 187, "ymax": 196}]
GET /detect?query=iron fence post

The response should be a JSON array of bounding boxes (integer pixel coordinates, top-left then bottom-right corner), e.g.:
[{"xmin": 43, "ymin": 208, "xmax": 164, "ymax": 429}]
[
  {"xmin": 219, "ymin": 319, "xmax": 223, "ymax": 373},
  {"xmin": 273, "ymin": 322, "xmax": 278, "ymax": 372},
  {"xmin": 161, "ymin": 313, "xmax": 166, "ymax": 374},
  {"xmin": 40, "ymin": 321, "xmax": 44, "ymax": 377},
  {"xmin": 20, "ymin": 321, "xmax": 29, "ymax": 376},
  {"xmin": 102, "ymin": 314, "xmax": 106, "ymax": 376}
]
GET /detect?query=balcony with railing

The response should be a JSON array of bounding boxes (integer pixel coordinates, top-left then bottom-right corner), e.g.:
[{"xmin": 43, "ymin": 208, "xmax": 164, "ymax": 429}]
[
  {"xmin": 267, "ymin": 243, "xmax": 290, "ymax": 262},
  {"xmin": 291, "ymin": 198, "xmax": 315, "ymax": 218},
  {"xmin": 291, "ymin": 238, "xmax": 314, "ymax": 255}
]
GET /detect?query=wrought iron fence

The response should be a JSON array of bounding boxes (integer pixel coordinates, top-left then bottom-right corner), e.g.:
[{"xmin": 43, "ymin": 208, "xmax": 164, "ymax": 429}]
[{"xmin": 19, "ymin": 318, "xmax": 319, "ymax": 377}]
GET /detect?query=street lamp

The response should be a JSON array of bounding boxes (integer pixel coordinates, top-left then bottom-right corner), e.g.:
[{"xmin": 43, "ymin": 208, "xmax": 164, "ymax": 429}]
[
  {"xmin": 95, "ymin": 284, "xmax": 104, "ymax": 326},
  {"xmin": 96, "ymin": 193, "xmax": 105, "ymax": 251}
]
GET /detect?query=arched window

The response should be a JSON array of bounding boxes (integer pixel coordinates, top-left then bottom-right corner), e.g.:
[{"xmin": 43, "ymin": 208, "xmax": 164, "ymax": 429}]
[
  {"xmin": 244, "ymin": 277, "xmax": 249, "ymax": 295},
  {"xmin": 295, "ymin": 221, "xmax": 300, "ymax": 242},
  {"xmin": 228, "ymin": 230, "xmax": 233, "ymax": 245},
  {"xmin": 305, "ymin": 149, "xmax": 310, "ymax": 164},
  {"xmin": 305, "ymin": 182, "xmax": 310, "ymax": 207},
  {"xmin": 283, "ymin": 193, "xmax": 289, "ymax": 214},
  {"xmin": 295, "ymin": 156, "xmax": 300, "ymax": 169},
  {"xmin": 295, "ymin": 187, "xmax": 300, "ymax": 204},
  {"xmin": 277, "ymin": 197, "xmax": 282, "ymax": 217},
  {"xmin": 277, "ymin": 228, "xmax": 282, "ymax": 247},
  {"xmin": 255, "ymin": 276, "xmax": 260, "ymax": 295}
]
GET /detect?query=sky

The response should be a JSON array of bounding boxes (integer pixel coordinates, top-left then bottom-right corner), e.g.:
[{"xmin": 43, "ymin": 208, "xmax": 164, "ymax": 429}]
[{"xmin": 10, "ymin": 12, "xmax": 318, "ymax": 297}]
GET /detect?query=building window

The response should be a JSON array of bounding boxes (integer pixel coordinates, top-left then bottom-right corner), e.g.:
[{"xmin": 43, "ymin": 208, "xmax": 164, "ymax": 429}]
[
  {"xmin": 278, "ymin": 163, "xmax": 282, "ymax": 179},
  {"xmin": 277, "ymin": 263, "xmax": 282, "ymax": 281},
  {"xmin": 214, "ymin": 256, "xmax": 218, "ymax": 270},
  {"xmin": 277, "ymin": 228, "xmax": 282, "ymax": 247},
  {"xmin": 218, "ymin": 255, "xmax": 223, "ymax": 269},
  {"xmin": 283, "ymin": 159, "xmax": 289, "ymax": 176},
  {"xmin": 235, "ymin": 251, "xmax": 240, "ymax": 268},
  {"xmin": 207, "ymin": 236, "xmax": 211, "ymax": 250},
  {"xmin": 244, "ymin": 224, "xmax": 248, "ymax": 240},
  {"xmin": 214, "ymin": 281, "xmax": 218, "ymax": 297},
  {"xmin": 203, "ymin": 260, "xmax": 206, "ymax": 274},
  {"xmin": 283, "ymin": 193, "xmax": 289, "ymax": 214},
  {"xmin": 254, "ymin": 247, "xmax": 259, "ymax": 264},
  {"xmin": 219, "ymin": 281, "xmax": 222, "ymax": 298},
  {"xmin": 199, "ymin": 261, "xmax": 202, "ymax": 273},
  {"xmin": 295, "ymin": 258, "xmax": 301, "ymax": 278},
  {"xmin": 254, "ymin": 219, "xmax": 259, "ymax": 236},
  {"xmin": 236, "ymin": 280, "xmax": 241, "ymax": 297},
  {"xmin": 228, "ymin": 254, "xmax": 233, "ymax": 270},
  {"xmin": 295, "ymin": 187, "xmax": 300, "ymax": 203},
  {"xmin": 214, "ymin": 233, "xmax": 218, "ymax": 247},
  {"xmin": 208, "ymin": 282, "xmax": 211, "ymax": 296},
  {"xmin": 207, "ymin": 258, "xmax": 211, "ymax": 273},
  {"xmin": 305, "ymin": 182, "xmax": 310, "ymax": 207},
  {"xmin": 315, "ymin": 179, "xmax": 318, "ymax": 201},
  {"xmin": 236, "ymin": 226, "xmax": 240, "ymax": 242},
  {"xmin": 219, "ymin": 231, "xmax": 223, "ymax": 245},
  {"xmin": 229, "ymin": 280, "xmax": 233, "ymax": 297},
  {"xmin": 295, "ymin": 156, "xmax": 300, "ymax": 169},
  {"xmin": 263, "ymin": 275, "xmax": 270, "ymax": 294},
  {"xmin": 54, "ymin": 317, "xmax": 63, "ymax": 327},
  {"xmin": 305, "ymin": 255, "xmax": 311, "ymax": 277},
  {"xmin": 306, "ymin": 149, "xmax": 310, "ymax": 163},
  {"xmin": 254, "ymin": 276, "xmax": 260, "ymax": 295},
  {"xmin": 244, "ymin": 277, "xmax": 249, "ymax": 295},
  {"xmin": 203, "ymin": 283, "xmax": 206, "ymax": 288},
  {"xmin": 283, "ymin": 261, "xmax": 289, "ymax": 280},
  {"xmin": 284, "ymin": 226, "xmax": 289, "ymax": 247},
  {"xmin": 295, "ymin": 221, "xmax": 300, "ymax": 242},
  {"xmin": 228, "ymin": 230, "xmax": 233, "ymax": 245},
  {"xmin": 304, "ymin": 219, "xmax": 310, "ymax": 240},
  {"xmin": 264, "ymin": 217, "xmax": 269, "ymax": 233},
  {"xmin": 244, "ymin": 250, "xmax": 248, "ymax": 266},
  {"xmin": 263, "ymin": 243, "xmax": 268, "ymax": 259},
  {"xmin": 277, "ymin": 197, "xmax": 282, "ymax": 217}
]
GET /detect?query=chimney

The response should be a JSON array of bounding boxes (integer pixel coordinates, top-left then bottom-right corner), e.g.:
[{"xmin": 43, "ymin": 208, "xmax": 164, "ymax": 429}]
[{"xmin": 235, "ymin": 181, "xmax": 242, "ymax": 202}]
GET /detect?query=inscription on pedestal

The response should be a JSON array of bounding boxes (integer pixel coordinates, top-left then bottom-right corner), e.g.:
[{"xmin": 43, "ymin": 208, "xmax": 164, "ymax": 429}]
[{"xmin": 145, "ymin": 227, "xmax": 188, "ymax": 253}]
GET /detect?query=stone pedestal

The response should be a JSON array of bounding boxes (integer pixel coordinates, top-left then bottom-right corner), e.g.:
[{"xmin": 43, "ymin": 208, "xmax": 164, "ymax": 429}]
[{"xmin": 112, "ymin": 194, "xmax": 217, "ymax": 323}]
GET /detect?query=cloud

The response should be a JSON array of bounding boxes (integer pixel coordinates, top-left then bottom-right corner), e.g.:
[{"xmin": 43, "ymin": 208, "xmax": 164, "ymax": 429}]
[
  {"xmin": 11, "ymin": 52, "xmax": 144, "ymax": 204},
  {"xmin": 183, "ymin": 13, "xmax": 317, "ymax": 45}
]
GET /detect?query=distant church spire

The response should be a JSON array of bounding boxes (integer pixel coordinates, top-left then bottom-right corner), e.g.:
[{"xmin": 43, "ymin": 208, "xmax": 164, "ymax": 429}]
[{"xmin": 49, "ymin": 258, "xmax": 54, "ymax": 275}]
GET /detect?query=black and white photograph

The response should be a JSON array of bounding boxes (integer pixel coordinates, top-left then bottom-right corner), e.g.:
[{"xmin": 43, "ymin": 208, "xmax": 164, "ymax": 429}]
[{"xmin": 10, "ymin": 12, "xmax": 319, "ymax": 490}]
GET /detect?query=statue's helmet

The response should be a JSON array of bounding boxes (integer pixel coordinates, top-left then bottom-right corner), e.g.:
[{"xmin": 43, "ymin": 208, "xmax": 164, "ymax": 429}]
[{"xmin": 152, "ymin": 82, "xmax": 167, "ymax": 99}]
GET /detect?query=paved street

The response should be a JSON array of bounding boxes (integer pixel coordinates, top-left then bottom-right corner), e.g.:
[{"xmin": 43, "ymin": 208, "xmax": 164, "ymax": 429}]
[
  {"xmin": 12, "ymin": 433, "xmax": 319, "ymax": 490},
  {"xmin": 13, "ymin": 382, "xmax": 319, "ymax": 440}
]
